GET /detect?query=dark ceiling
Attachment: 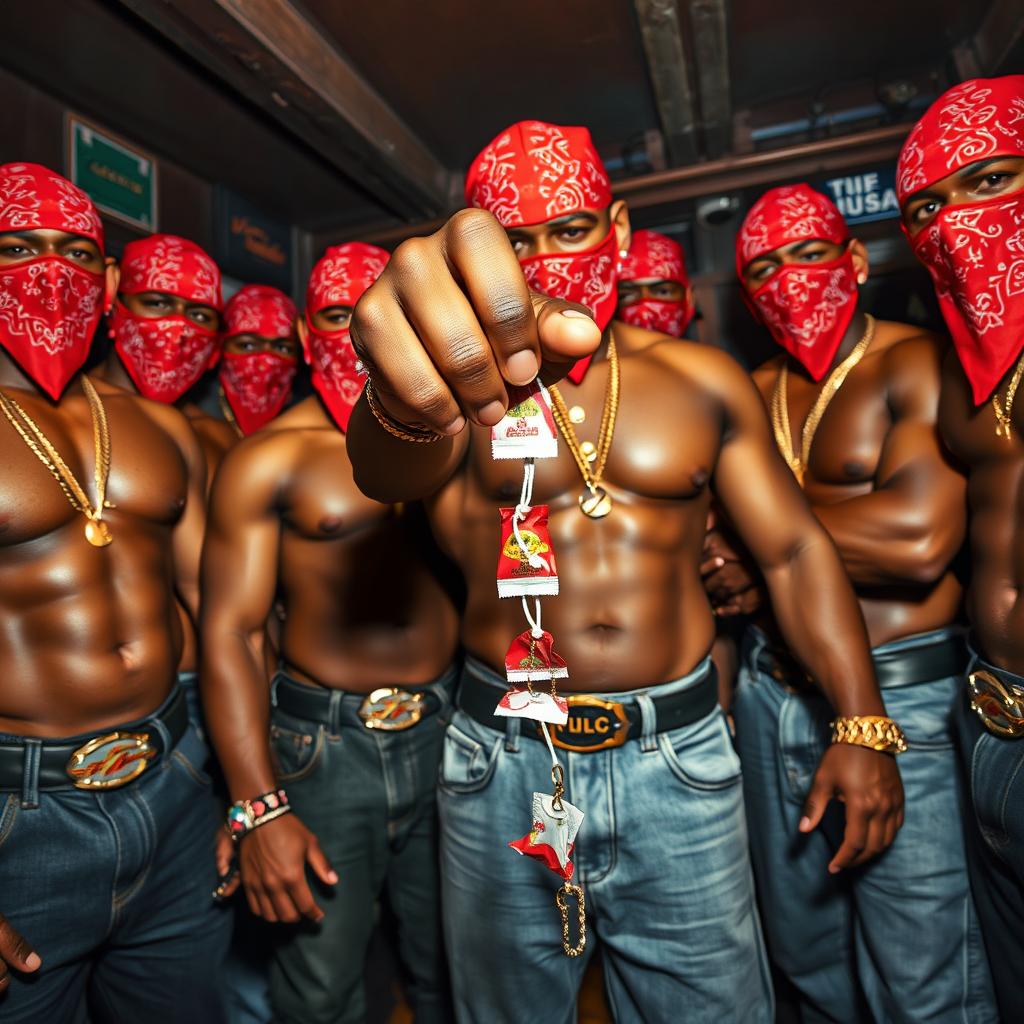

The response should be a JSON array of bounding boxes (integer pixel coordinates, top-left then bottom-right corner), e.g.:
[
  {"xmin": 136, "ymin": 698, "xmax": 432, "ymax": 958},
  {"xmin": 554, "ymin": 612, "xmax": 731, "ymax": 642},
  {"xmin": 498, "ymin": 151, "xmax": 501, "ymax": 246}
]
[{"xmin": 0, "ymin": 0, "xmax": 1017, "ymax": 241}]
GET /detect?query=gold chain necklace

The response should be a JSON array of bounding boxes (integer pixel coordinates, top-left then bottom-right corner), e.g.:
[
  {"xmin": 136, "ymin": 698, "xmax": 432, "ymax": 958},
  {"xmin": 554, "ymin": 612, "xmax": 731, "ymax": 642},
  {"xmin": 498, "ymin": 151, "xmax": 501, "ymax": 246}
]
[
  {"xmin": 992, "ymin": 349, "xmax": 1024, "ymax": 440},
  {"xmin": 771, "ymin": 314, "xmax": 876, "ymax": 486},
  {"xmin": 0, "ymin": 376, "xmax": 115, "ymax": 546},
  {"xmin": 218, "ymin": 386, "xmax": 245, "ymax": 439},
  {"xmin": 549, "ymin": 336, "xmax": 620, "ymax": 518}
]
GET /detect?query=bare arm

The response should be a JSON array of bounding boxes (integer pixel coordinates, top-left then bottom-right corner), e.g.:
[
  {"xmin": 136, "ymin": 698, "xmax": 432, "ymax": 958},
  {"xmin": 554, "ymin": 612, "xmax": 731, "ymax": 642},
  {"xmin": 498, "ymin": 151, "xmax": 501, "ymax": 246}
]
[
  {"xmin": 200, "ymin": 434, "xmax": 336, "ymax": 924},
  {"xmin": 813, "ymin": 338, "xmax": 966, "ymax": 585},
  {"xmin": 693, "ymin": 345, "xmax": 903, "ymax": 872},
  {"xmin": 347, "ymin": 209, "xmax": 602, "ymax": 504}
]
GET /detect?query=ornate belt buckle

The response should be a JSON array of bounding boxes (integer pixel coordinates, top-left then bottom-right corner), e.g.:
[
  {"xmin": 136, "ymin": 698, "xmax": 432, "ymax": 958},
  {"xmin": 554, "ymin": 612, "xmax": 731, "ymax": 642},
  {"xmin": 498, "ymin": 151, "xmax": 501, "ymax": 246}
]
[
  {"xmin": 544, "ymin": 695, "xmax": 630, "ymax": 753},
  {"xmin": 358, "ymin": 688, "xmax": 424, "ymax": 731},
  {"xmin": 66, "ymin": 731, "xmax": 156, "ymax": 789},
  {"xmin": 969, "ymin": 670, "xmax": 1024, "ymax": 738}
]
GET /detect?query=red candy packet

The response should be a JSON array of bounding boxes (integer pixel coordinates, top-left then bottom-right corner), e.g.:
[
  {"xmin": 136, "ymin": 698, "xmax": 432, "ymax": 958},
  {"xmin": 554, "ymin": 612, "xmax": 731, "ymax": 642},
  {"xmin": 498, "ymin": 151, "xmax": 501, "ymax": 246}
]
[
  {"xmin": 491, "ymin": 381, "xmax": 559, "ymax": 460},
  {"xmin": 503, "ymin": 629, "xmax": 568, "ymax": 684},
  {"xmin": 496, "ymin": 505, "xmax": 559, "ymax": 598},
  {"xmin": 508, "ymin": 792, "xmax": 584, "ymax": 880}
]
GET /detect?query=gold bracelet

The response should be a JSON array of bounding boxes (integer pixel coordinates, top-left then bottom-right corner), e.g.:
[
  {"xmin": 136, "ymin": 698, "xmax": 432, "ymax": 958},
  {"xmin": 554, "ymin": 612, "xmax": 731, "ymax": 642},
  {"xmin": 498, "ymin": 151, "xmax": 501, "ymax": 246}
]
[
  {"xmin": 363, "ymin": 381, "xmax": 444, "ymax": 444},
  {"xmin": 831, "ymin": 715, "xmax": 908, "ymax": 755}
]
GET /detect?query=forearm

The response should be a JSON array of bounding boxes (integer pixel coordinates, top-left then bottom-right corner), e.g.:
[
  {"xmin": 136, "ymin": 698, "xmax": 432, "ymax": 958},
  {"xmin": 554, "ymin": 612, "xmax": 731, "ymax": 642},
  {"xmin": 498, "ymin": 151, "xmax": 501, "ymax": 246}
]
[
  {"xmin": 347, "ymin": 396, "xmax": 466, "ymax": 503},
  {"xmin": 814, "ymin": 492, "xmax": 953, "ymax": 586},
  {"xmin": 201, "ymin": 626, "xmax": 276, "ymax": 801},
  {"xmin": 763, "ymin": 532, "xmax": 886, "ymax": 717}
]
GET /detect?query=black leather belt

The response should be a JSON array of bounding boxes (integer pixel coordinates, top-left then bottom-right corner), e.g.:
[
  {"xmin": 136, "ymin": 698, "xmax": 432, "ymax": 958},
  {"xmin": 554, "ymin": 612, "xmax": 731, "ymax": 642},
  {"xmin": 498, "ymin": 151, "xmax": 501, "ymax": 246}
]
[
  {"xmin": 274, "ymin": 672, "xmax": 443, "ymax": 731},
  {"xmin": 0, "ymin": 686, "xmax": 188, "ymax": 792},
  {"xmin": 457, "ymin": 662, "xmax": 719, "ymax": 753},
  {"xmin": 757, "ymin": 633, "xmax": 967, "ymax": 692}
]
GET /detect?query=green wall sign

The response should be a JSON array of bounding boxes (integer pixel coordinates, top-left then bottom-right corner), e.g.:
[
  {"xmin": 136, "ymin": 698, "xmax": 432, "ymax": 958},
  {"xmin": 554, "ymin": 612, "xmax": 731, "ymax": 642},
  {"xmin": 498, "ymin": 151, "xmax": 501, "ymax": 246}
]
[{"xmin": 68, "ymin": 116, "xmax": 157, "ymax": 231}]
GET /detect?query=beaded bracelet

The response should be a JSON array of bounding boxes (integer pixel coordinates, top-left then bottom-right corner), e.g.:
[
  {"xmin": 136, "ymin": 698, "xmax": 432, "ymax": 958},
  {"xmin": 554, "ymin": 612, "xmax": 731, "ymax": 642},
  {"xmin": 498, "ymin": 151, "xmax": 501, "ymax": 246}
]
[{"xmin": 226, "ymin": 788, "xmax": 292, "ymax": 839}]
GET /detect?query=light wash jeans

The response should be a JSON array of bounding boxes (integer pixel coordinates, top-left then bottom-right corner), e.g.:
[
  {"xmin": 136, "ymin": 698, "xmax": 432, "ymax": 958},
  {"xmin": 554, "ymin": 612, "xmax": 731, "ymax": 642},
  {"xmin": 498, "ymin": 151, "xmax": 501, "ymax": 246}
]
[
  {"xmin": 734, "ymin": 627, "xmax": 996, "ymax": 1024},
  {"xmin": 439, "ymin": 656, "xmax": 773, "ymax": 1024},
  {"xmin": 954, "ymin": 645, "xmax": 1024, "ymax": 1022}
]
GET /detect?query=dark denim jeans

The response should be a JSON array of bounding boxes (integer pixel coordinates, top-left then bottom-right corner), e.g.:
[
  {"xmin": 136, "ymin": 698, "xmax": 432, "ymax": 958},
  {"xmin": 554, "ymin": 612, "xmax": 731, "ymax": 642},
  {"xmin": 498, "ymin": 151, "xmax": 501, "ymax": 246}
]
[
  {"xmin": 266, "ymin": 667, "xmax": 455, "ymax": 1024},
  {"xmin": 439, "ymin": 656, "xmax": 773, "ymax": 1024},
  {"xmin": 954, "ymin": 647, "xmax": 1024, "ymax": 1022},
  {"xmin": 0, "ymin": 686, "xmax": 231, "ymax": 1023},
  {"xmin": 735, "ymin": 627, "xmax": 996, "ymax": 1024}
]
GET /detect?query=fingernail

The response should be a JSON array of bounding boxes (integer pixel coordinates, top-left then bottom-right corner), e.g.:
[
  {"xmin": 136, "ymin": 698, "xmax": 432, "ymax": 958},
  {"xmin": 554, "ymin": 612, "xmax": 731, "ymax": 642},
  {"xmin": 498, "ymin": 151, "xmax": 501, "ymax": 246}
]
[
  {"xmin": 715, "ymin": 557, "xmax": 725, "ymax": 568},
  {"xmin": 828, "ymin": 864, "xmax": 840, "ymax": 875},
  {"xmin": 478, "ymin": 400, "xmax": 506, "ymax": 426},
  {"xmin": 560, "ymin": 309, "xmax": 592, "ymax": 319},
  {"xmin": 25, "ymin": 953, "xmax": 40, "ymax": 970},
  {"xmin": 328, "ymin": 871, "xmax": 338, "ymax": 884},
  {"xmin": 443, "ymin": 416, "xmax": 466, "ymax": 436},
  {"xmin": 506, "ymin": 350, "xmax": 539, "ymax": 385},
  {"xmin": 798, "ymin": 816, "xmax": 811, "ymax": 831}
]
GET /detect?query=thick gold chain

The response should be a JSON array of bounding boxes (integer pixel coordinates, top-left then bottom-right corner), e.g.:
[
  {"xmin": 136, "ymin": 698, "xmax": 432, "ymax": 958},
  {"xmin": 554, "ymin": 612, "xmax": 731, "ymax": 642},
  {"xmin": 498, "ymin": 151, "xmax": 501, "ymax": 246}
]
[
  {"xmin": 557, "ymin": 882, "xmax": 587, "ymax": 957},
  {"xmin": 549, "ymin": 336, "xmax": 620, "ymax": 493},
  {"xmin": 991, "ymin": 349, "xmax": 1024, "ymax": 440},
  {"xmin": 771, "ymin": 314, "xmax": 875, "ymax": 485},
  {"xmin": 0, "ymin": 376, "xmax": 114, "ymax": 538}
]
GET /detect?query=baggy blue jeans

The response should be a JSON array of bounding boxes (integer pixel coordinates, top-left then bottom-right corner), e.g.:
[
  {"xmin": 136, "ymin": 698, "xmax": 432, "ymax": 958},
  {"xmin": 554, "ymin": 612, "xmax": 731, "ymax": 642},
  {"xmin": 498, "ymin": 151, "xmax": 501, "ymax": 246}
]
[
  {"xmin": 439, "ymin": 656, "xmax": 773, "ymax": 1024},
  {"xmin": 734, "ymin": 627, "xmax": 996, "ymax": 1024},
  {"xmin": 0, "ymin": 685, "xmax": 231, "ymax": 1023}
]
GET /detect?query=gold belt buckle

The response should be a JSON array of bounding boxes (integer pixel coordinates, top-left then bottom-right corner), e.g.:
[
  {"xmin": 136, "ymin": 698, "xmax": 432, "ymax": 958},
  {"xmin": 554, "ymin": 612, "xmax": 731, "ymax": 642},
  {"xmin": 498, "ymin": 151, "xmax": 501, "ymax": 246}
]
[
  {"xmin": 544, "ymin": 695, "xmax": 630, "ymax": 753},
  {"xmin": 66, "ymin": 731, "xmax": 156, "ymax": 789},
  {"xmin": 969, "ymin": 670, "xmax": 1024, "ymax": 738},
  {"xmin": 358, "ymin": 687, "xmax": 424, "ymax": 731}
]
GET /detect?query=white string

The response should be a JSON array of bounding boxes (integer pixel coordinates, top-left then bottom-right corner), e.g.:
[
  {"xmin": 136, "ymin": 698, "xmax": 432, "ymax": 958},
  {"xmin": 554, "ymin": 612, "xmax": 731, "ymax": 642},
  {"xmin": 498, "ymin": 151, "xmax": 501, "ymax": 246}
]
[
  {"xmin": 521, "ymin": 596, "xmax": 543, "ymax": 638},
  {"xmin": 511, "ymin": 459, "xmax": 546, "ymax": 570},
  {"xmin": 540, "ymin": 721, "xmax": 561, "ymax": 770}
]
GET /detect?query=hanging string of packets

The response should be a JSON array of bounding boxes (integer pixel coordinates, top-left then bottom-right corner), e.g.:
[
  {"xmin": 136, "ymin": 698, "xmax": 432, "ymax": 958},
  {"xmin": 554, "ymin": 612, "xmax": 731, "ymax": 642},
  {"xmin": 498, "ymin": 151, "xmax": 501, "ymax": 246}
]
[{"xmin": 490, "ymin": 380, "xmax": 587, "ymax": 957}]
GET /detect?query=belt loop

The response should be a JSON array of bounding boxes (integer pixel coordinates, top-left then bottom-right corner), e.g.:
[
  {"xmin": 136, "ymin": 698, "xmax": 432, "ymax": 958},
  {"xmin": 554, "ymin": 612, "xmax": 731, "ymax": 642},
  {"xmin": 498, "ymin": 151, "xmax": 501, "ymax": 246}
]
[
  {"xmin": 636, "ymin": 693, "xmax": 658, "ymax": 752},
  {"xmin": 21, "ymin": 739, "xmax": 41, "ymax": 809},
  {"xmin": 328, "ymin": 689, "xmax": 344, "ymax": 735},
  {"xmin": 504, "ymin": 716, "xmax": 521, "ymax": 753}
]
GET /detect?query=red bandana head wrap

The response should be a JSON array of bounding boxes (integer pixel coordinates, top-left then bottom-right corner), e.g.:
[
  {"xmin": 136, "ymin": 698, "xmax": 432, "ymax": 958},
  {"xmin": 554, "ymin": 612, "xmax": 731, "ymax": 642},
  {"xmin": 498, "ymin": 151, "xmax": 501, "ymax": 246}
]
[
  {"xmin": 897, "ymin": 75, "xmax": 1024, "ymax": 404},
  {"xmin": 0, "ymin": 162, "xmax": 106, "ymax": 399},
  {"xmin": 736, "ymin": 184, "xmax": 857, "ymax": 381},
  {"xmin": 302, "ymin": 242, "xmax": 388, "ymax": 432},
  {"xmin": 219, "ymin": 285, "xmax": 298, "ymax": 435},
  {"xmin": 617, "ymin": 229, "xmax": 693, "ymax": 337},
  {"xmin": 110, "ymin": 234, "xmax": 222, "ymax": 404},
  {"xmin": 465, "ymin": 120, "xmax": 616, "ymax": 383}
]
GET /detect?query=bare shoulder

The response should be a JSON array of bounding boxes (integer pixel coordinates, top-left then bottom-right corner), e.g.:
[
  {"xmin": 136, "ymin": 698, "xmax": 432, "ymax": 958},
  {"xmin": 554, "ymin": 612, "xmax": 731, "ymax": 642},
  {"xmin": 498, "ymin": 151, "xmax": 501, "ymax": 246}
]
[
  {"xmin": 751, "ymin": 353, "xmax": 784, "ymax": 398},
  {"xmin": 213, "ymin": 425, "xmax": 307, "ymax": 507},
  {"xmin": 262, "ymin": 395, "xmax": 328, "ymax": 432},
  {"xmin": 643, "ymin": 337, "xmax": 761, "ymax": 404},
  {"xmin": 187, "ymin": 411, "xmax": 236, "ymax": 451},
  {"xmin": 875, "ymin": 321, "xmax": 948, "ymax": 404},
  {"xmin": 92, "ymin": 376, "xmax": 196, "ymax": 452}
]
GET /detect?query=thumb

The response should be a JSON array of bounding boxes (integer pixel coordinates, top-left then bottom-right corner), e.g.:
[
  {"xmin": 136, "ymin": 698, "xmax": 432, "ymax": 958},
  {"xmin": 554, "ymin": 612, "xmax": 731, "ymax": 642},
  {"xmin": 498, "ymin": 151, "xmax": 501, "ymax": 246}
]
[
  {"xmin": 306, "ymin": 839, "xmax": 338, "ymax": 886},
  {"xmin": 215, "ymin": 830, "xmax": 234, "ymax": 877},
  {"xmin": 531, "ymin": 293, "xmax": 602, "ymax": 378},
  {"xmin": 800, "ymin": 768, "xmax": 834, "ymax": 834},
  {"xmin": 0, "ymin": 919, "xmax": 40, "ymax": 972}
]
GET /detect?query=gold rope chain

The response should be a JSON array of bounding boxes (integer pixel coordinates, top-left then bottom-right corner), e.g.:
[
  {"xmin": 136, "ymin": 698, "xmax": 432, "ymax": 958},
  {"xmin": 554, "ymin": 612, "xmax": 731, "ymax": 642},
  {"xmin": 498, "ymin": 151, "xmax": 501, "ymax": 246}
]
[
  {"xmin": 771, "ymin": 314, "xmax": 876, "ymax": 486},
  {"xmin": 0, "ymin": 376, "xmax": 115, "ymax": 546},
  {"xmin": 549, "ymin": 336, "xmax": 620, "ymax": 518},
  {"xmin": 992, "ymin": 348, "xmax": 1024, "ymax": 440}
]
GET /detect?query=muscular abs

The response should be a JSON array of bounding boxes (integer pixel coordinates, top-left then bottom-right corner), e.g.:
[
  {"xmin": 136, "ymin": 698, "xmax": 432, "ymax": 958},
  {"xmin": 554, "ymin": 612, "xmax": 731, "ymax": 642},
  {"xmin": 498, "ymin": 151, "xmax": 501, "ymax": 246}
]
[
  {"xmin": 431, "ymin": 336, "xmax": 721, "ymax": 692},
  {"xmin": 0, "ymin": 382, "xmax": 189, "ymax": 736}
]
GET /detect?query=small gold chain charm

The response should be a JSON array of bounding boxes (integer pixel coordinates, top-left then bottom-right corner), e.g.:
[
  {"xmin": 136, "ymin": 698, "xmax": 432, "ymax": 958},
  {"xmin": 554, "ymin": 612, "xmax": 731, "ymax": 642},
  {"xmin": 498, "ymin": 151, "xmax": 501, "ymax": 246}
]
[{"xmin": 556, "ymin": 882, "xmax": 586, "ymax": 957}]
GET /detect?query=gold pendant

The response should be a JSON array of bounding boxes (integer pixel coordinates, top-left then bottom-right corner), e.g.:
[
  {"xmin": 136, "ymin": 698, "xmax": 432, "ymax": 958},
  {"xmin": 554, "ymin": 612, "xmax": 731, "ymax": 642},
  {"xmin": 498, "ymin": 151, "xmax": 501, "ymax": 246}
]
[
  {"xmin": 580, "ymin": 440, "xmax": 597, "ymax": 463},
  {"xmin": 579, "ymin": 487, "xmax": 612, "ymax": 519},
  {"xmin": 85, "ymin": 518, "xmax": 112, "ymax": 547},
  {"xmin": 568, "ymin": 405, "xmax": 586, "ymax": 425}
]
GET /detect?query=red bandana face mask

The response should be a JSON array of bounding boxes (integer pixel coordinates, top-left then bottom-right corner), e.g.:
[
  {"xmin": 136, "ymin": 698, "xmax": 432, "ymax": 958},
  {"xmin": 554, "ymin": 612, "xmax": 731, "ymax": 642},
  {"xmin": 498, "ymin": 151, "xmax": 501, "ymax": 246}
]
[
  {"xmin": 911, "ymin": 192, "xmax": 1024, "ymax": 404},
  {"xmin": 112, "ymin": 234, "xmax": 223, "ymax": 403},
  {"xmin": 303, "ymin": 242, "xmax": 389, "ymax": 431},
  {"xmin": 737, "ymin": 184, "xmax": 857, "ymax": 381},
  {"xmin": 618, "ymin": 229, "xmax": 693, "ymax": 338},
  {"xmin": 466, "ymin": 121, "xmax": 616, "ymax": 383},
  {"xmin": 618, "ymin": 299, "xmax": 691, "ymax": 337},
  {"xmin": 111, "ymin": 304, "xmax": 218, "ymax": 403},
  {"xmin": 220, "ymin": 351, "xmax": 297, "ymax": 435},
  {"xmin": 519, "ymin": 228, "xmax": 618, "ymax": 384},
  {"xmin": 0, "ymin": 163, "xmax": 106, "ymax": 399},
  {"xmin": 896, "ymin": 76, "xmax": 1024, "ymax": 404}
]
